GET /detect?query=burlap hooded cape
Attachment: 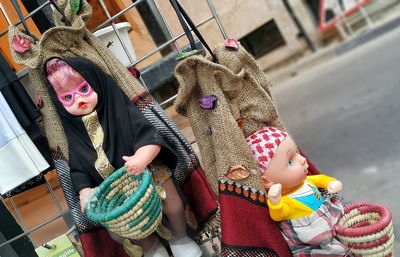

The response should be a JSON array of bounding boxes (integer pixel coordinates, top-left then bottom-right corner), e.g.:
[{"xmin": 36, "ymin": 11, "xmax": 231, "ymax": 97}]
[
  {"xmin": 173, "ymin": 40, "xmax": 324, "ymax": 256},
  {"xmin": 9, "ymin": 1, "xmax": 218, "ymax": 256},
  {"xmin": 174, "ymin": 44, "xmax": 285, "ymax": 193}
]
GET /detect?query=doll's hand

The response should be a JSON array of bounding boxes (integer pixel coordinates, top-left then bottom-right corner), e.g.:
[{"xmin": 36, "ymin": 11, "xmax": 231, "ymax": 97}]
[
  {"xmin": 79, "ymin": 187, "xmax": 97, "ymax": 213},
  {"xmin": 268, "ymin": 183, "xmax": 282, "ymax": 205},
  {"xmin": 327, "ymin": 180, "xmax": 343, "ymax": 193},
  {"xmin": 122, "ymin": 155, "xmax": 147, "ymax": 175}
]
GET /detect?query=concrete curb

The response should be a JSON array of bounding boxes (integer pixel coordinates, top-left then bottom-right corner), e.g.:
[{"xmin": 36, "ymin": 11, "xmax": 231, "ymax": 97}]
[
  {"xmin": 335, "ymin": 13, "xmax": 400, "ymax": 55},
  {"xmin": 268, "ymin": 14, "xmax": 400, "ymax": 84}
]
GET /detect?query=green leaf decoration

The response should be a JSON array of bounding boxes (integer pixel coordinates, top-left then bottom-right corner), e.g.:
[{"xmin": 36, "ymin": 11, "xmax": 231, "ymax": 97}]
[
  {"xmin": 175, "ymin": 49, "xmax": 201, "ymax": 61},
  {"xmin": 70, "ymin": 0, "xmax": 82, "ymax": 14}
]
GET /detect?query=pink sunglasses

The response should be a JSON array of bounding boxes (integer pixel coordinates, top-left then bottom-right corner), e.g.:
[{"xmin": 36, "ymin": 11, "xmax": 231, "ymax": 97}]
[{"xmin": 57, "ymin": 81, "xmax": 94, "ymax": 107}]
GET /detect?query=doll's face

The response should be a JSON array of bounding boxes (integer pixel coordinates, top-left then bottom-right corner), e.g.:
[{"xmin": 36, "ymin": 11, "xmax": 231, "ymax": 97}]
[
  {"xmin": 261, "ymin": 135, "xmax": 309, "ymax": 195},
  {"xmin": 50, "ymin": 68, "xmax": 98, "ymax": 116}
]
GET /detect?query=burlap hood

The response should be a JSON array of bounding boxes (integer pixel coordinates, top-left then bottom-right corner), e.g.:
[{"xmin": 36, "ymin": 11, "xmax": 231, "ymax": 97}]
[
  {"xmin": 174, "ymin": 44, "xmax": 284, "ymax": 193},
  {"xmin": 8, "ymin": 0, "xmax": 145, "ymax": 159}
]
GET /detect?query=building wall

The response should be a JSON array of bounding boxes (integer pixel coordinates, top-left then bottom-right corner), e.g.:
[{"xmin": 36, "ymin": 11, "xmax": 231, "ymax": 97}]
[{"xmin": 155, "ymin": 0, "xmax": 320, "ymax": 70}]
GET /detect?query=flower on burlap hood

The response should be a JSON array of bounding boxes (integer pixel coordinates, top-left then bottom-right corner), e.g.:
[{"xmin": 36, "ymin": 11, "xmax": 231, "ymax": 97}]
[
  {"xmin": 12, "ymin": 35, "xmax": 31, "ymax": 53},
  {"xmin": 199, "ymin": 94, "xmax": 218, "ymax": 109}
]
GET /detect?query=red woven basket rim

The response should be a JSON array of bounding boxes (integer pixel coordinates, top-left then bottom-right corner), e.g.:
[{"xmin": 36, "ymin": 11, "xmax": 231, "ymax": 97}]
[
  {"xmin": 336, "ymin": 201, "xmax": 392, "ymax": 237},
  {"xmin": 347, "ymin": 234, "xmax": 391, "ymax": 249}
]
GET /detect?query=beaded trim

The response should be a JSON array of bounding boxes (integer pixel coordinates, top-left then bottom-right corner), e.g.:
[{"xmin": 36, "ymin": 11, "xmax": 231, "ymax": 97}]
[
  {"xmin": 218, "ymin": 179, "xmax": 267, "ymax": 206},
  {"xmin": 131, "ymin": 91, "xmax": 153, "ymax": 110}
]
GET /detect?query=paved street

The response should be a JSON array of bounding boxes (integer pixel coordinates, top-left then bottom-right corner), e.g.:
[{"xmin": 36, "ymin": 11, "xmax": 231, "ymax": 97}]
[{"xmin": 271, "ymin": 26, "xmax": 400, "ymax": 252}]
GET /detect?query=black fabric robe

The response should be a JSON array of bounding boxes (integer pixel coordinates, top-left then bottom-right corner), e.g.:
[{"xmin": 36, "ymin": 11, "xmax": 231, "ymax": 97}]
[
  {"xmin": 0, "ymin": 53, "xmax": 40, "ymax": 129},
  {"xmin": 43, "ymin": 57, "xmax": 177, "ymax": 193}
]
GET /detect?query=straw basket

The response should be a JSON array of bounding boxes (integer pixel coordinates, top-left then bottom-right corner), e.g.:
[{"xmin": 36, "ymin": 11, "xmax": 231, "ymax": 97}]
[
  {"xmin": 336, "ymin": 201, "xmax": 394, "ymax": 257},
  {"xmin": 86, "ymin": 167, "xmax": 162, "ymax": 239}
]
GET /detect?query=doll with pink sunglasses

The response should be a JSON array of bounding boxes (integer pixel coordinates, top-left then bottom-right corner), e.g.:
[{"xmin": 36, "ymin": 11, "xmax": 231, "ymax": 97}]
[
  {"xmin": 45, "ymin": 57, "xmax": 202, "ymax": 257},
  {"xmin": 246, "ymin": 127, "xmax": 348, "ymax": 257},
  {"xmin": 46, "ymin": 59, "xmax": 98, "ymax": 116}
]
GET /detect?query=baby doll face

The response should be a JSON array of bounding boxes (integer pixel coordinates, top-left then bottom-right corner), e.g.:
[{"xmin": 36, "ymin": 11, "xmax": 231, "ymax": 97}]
[
  {"xmin": 261, "ymin": 135, "xmax": 309, "ymax": 195},
  {"xmin": 47, "ymin": 59, "xmax": 98, "ymax": 116}
]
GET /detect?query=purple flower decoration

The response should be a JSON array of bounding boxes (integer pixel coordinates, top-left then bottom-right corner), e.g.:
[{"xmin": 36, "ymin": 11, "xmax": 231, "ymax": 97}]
[{"xmin": 199, "ymin": 95, "xmax": 218, "ymax": 110}]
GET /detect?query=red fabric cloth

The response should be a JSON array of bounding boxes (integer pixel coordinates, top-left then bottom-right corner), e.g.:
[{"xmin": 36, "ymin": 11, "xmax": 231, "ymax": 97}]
[
  {"xmin": 219, "ymin": 152, "xmax": 321, "ymax": 257},
  {"xmin": 182, "ymin": 167, "xmax": 218, "ymax": 224},
  {"xmin": 219, "ymin": 180, "xmax": 292, "ymax": 257},
  {"xmin": 79, "ymin": 151, "xmax": 317, "ymax": 257},
  {"xmin": 80, "ymin": 229, "xmax": 129, "ymax": 257}
]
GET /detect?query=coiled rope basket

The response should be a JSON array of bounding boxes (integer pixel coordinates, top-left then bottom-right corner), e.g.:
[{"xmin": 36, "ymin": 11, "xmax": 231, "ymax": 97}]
[
  {"xmin": 336, "ymin": 201, "xmax": 394, "ymax": 257},
  {"xmin": 86, "ymin": 167, "xmax": 162, "ymax": 239}
]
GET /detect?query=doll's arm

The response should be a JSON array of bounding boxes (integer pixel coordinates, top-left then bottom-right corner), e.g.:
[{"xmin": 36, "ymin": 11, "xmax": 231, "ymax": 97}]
[
  {"xmin": 79, "ymin": 187, "xmax": 96, "ymax": 212},
  {"xmin": 267, "ymin": 198, "xmax": 292, "ymax": 221},
  {"xmin": 307, "ymin": 174, "xmax": 343, "ymax": 193},
  {"xmin": 267, "ymin": 184, "xmax": 291, "ymax": 221},
  {"xmin": 122, "ymin": 144, "xmax": 161, "ymax": 175},
  {"xmin": 327, "ymin": 180, "xmax": 343, "ymax": 193}
]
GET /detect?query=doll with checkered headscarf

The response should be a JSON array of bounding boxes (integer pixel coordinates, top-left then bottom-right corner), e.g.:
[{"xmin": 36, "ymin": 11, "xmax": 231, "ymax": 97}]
[{"xmin": 246, "ymin": 127, "xmax": 348, "ymax": 257}]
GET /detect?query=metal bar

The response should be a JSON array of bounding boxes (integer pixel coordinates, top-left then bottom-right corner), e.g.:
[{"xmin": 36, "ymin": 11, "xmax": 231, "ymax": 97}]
[
  {"xmin": 0, "ymin": 2, "xmax": 12, "ymax": 25},
  {"xmin": 97, "ymin": 0, "xmax": 151, "ymax": 91},
  {"xmin": 7, "ymin": 197, "xmax": 36, "ymax": 247},
  {"xmin": 17, "ymin": 68, "xmax": 29, "ymax": 79},
  {"xmin": 282, "ymin": 0, "xmax": 316, "ymax": 52},
  {"xmin": 8, "ymin": 198, "xmax": 28, "ymax": 231},
  {"xmin": 160, "ymin": 94, "xmax": 177, "ymax": 108},
  {"xmin": 138, "ymin": 76, "xmax": 147, "ymax": 87},
  {"xmin": 97, "ymin": 0, "xmax": 149, "ymax": 90},
  {"xmin": 45, "ymin": 178, "xmax": 64, "ymax": 213},
  {"xmin": 10, "ymin": 0, "xmax": 32, "ymax": 37},
  {"xmin": 153, "ymin": 0, "xmax": 181, "ymax": 52},
  {"xmin": 335, "ymin": 22, "xmax": 349, "ymax": 39},
  {"xmin": 0, "ymin": 211, "xmax": 68, "ymax": 248},
  {"xmin": 42, "ymin": 243, "xmax": 56, "ymax": 249},
  {"xmin": 49, "ymin": 0, "xmax": 70, "ymax": 26},
  {"xmin": 133, "ymin": 16, "xmax": 213, "ymax": 65},
  {"xmin": 335, "ymin": 5, "xmax": 353, "ymax": 35},
  {"xmin": 0, "ymin": 1, "xmax": 50, "ymax": 38},
  {"xmin": 65, "ymin": 226, "xmax": 76, "ymax": 236},
  {"xmin": 206, "ymin": 0, "xmax": 228, "ymax": 39},
  {"xmin": 98, "ymin": 0, "xmax": 136, "ymax": 65},
  {"xmin": 92, "ymin": 0, "xmax": 145, "ymax": 32},
  {"xmin": 359, "ymin": 5, "xmax": 373, "ymax": 28}
]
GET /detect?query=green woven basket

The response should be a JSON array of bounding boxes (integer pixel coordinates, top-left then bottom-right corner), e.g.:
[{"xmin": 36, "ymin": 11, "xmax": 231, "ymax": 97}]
[{"xmin": 86, "ymin": 167, "xmax": 162, "ymax": 239}]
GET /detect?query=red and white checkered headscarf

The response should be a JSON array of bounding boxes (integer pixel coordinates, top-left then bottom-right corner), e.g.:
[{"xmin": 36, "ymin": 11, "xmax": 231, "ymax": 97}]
[{"xmin": 246, "ymin": 127, "xmax": 288, "ymax": 171}]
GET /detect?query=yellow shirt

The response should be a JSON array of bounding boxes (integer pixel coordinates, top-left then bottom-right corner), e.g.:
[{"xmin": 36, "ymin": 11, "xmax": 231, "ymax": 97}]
[{"xmin": 267, "ymin": 174, "xmax": 336, "ymax": 221}]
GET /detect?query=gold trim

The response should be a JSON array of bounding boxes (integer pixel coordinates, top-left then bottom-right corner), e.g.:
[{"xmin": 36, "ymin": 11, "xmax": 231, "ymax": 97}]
[{"xmin": 82, "ymin": 111, "xmax": 114, "ymax": 178}]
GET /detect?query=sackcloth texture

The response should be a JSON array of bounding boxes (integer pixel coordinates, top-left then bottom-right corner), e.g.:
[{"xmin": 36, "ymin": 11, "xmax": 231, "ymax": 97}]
[
  {"xmin": 174, "ymin": 42, "xmax": 326, "ymax": 256},
  {"xmin": 174, "ymin": 45, "xmax": 284, "ymax": 194},
  {"xmin": 174, "ymin": 44, "xmax": 297, "ymax": 256},
  {"xmin": 8, "ymin": 1, "xmax": 218, "ymax": 256}
]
